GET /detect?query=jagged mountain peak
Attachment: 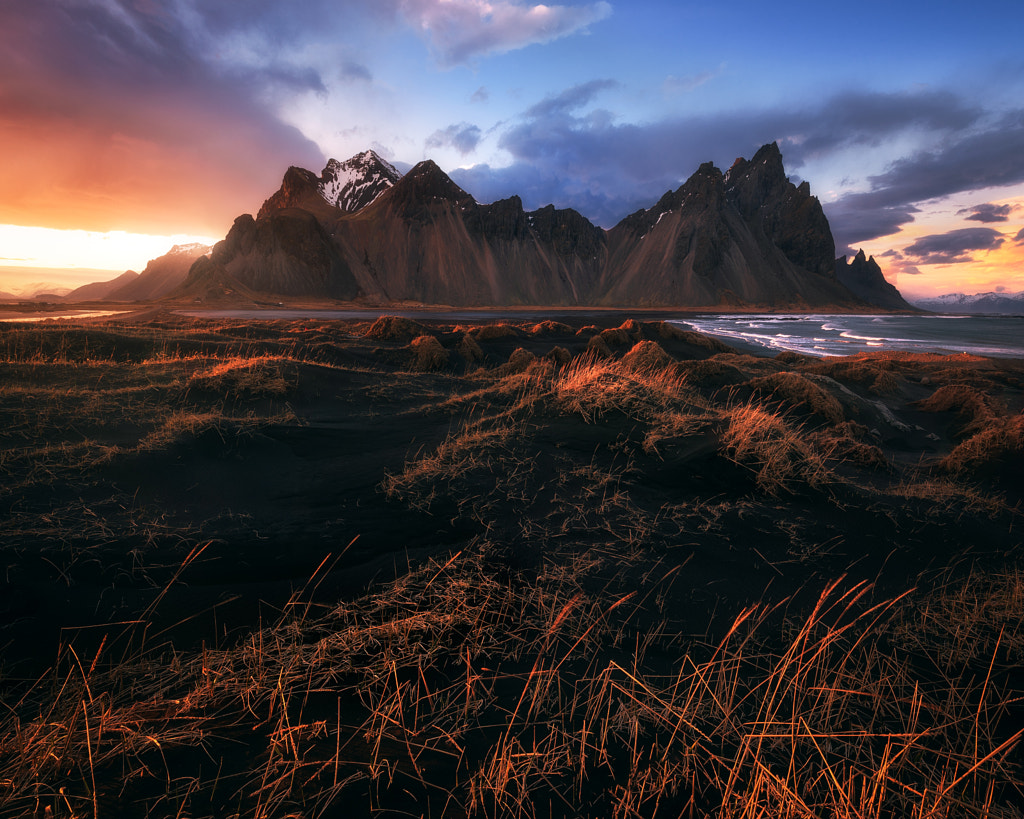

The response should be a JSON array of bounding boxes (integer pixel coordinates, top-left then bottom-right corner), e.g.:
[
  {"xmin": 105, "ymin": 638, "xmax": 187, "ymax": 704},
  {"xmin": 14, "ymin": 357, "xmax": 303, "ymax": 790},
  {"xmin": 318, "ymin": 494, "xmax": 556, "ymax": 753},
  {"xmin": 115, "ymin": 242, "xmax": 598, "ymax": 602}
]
[
  {"xmin": 196, "ymin": 140, "xmax": 907, "ymax": 310},
  {"xmin": 258, "ymin": 151, "xmax": 402, "ymax": 220},
  {"xmin": 319, "ymin": 150, "xmax": 402, "ymax": 213},
  {"xmin": 376, "ymin": 159, "xmax": 476, "ymax": 219},
  {"xmin": 167, "ymin": 242, "xmax": 212, "ymax": 256},
  {"xmin": 724, "ymin": 141, "xmax": 785, "ymax": 187},
  {"xmin": 836, "ymin": 248, "xmax": 915, "ymax": 311}
]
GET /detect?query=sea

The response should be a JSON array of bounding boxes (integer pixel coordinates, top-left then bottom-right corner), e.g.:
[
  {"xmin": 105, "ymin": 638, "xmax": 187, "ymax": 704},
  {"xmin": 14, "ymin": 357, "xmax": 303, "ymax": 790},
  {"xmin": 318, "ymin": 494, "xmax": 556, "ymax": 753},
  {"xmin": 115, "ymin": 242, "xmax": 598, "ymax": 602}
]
[
  {"xmin": 672, "ymin": 314, "xmax": 1024, "ymax": 359},
  {"xmin": 168, "ymin": 308, "xmax": 1024, "ymax": 360}
]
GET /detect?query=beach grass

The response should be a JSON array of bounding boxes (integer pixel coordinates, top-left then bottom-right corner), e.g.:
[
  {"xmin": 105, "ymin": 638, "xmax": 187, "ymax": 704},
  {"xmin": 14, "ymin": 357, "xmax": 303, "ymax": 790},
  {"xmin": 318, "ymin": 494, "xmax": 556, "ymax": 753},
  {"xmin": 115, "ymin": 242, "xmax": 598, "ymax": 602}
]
[{"xmin": 1, "ymin": 313, "xmax": 1021, "ymax": 817}]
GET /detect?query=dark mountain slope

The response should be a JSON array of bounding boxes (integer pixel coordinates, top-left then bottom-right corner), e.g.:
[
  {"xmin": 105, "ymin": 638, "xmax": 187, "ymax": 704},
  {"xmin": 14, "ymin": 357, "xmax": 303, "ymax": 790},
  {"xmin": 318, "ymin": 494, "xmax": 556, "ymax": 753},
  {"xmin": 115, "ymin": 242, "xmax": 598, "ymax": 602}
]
[
  {"xmin": 837, "ymin": 250, "xmax": 917, "ymax": 311},
  {"xmin": 184, "ymin": 211, "xmax": 364, "ymax": 301},
  {"xmin": 598, "ymin": 145, "xmax": 860, "ymax": 308},
  {"xmin": 176, "ymin": 144, "xmax": 907, "ymax": 310},
  {"xmin": 108, "ymin": 244, "xmax": 211, "ymax": 301},
  {"xmin": 329, "ymin": 161, "xmax": 605, "ymax": 305}
]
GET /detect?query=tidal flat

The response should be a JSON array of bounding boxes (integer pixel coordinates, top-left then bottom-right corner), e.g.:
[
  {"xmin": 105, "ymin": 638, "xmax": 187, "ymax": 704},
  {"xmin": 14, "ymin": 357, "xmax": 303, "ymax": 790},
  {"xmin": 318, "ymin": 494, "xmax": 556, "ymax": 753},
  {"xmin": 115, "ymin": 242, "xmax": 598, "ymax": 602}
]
[{"xmin": 1, "ymin": 311, "xmax": 1023, "ymax": 817}]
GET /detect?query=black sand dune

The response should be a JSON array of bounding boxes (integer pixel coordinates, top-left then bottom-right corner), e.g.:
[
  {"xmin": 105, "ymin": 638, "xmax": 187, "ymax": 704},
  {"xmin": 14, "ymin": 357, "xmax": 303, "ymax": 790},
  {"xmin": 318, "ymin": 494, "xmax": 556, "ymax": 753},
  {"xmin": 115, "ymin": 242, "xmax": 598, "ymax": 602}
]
[{"xmin": 1, "ymin": 311, "xmax": 1022, "ymax": 817}]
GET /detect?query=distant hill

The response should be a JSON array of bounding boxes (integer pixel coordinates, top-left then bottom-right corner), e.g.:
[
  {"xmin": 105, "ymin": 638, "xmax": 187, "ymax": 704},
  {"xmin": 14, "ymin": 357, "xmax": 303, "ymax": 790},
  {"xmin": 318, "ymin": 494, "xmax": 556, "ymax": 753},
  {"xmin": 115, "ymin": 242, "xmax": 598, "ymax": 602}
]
[
  {"xmin": 72, "ymin": 244, "xmax": 211, "ymax": 302},
  {"xmin": 64, "ymin": 270, "xmax": 140, "ymax": 301},
  {"xmin": 910, "ymin": 291, "xmax": 1024, "ymax": 314}
]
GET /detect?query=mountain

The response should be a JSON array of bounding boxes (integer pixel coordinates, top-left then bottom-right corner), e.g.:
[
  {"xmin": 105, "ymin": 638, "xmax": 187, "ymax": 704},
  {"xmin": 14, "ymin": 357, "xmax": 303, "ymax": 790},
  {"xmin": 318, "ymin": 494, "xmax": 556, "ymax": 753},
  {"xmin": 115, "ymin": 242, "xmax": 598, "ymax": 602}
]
[
  {"xmin": 178, "ymin": 143, "xmax": 908, "ymax": 310},
  {"xmin": 836, "ymin": 250, "xmax": 916, "ymax": 311},
  {"xmin": 596, "ymin": 144, "xmax": 857, "ymax": 307},
  {"xmin": 910, "ymin": 291, "xmax": 1024, "ymax": 314},
  {"xmin": 107, "ymin": 243, "xmax": 211, "ymax": 301},
  {"xmin": 331, "ymin": 160, "xmax": 605, "ymax": 305},
  {"xmin": 184, "ymin": 211, "xmax": 363, "ymax": 301},
  {"xmin": 256, "ymin": 150, "xmax": 401, "ymax": 220},
  {"xmin": 64, "ymin": 269, "xmax": 140, "ymax": 301}
]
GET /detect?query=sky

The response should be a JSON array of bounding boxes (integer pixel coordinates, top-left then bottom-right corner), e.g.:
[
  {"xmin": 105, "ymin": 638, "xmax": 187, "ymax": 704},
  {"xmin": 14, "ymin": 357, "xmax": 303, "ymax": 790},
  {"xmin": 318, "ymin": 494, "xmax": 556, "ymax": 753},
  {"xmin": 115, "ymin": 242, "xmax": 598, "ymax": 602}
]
[{"xmin": 3, "ymin": 0, "xmax": 1024, "ymax": 299}]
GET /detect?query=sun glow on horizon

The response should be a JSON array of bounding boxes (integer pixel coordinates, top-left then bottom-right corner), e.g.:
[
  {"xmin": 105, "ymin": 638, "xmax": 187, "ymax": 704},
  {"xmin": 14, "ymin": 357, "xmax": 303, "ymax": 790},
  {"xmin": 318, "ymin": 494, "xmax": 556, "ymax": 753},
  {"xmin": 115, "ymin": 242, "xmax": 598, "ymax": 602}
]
[
  {"xmin": 0, "ymin": 224, "xmax": 218, "ymax": 281},
  {"xmin": 855, "ymin": 190, "xmax": 1024, "ymax": 300}
]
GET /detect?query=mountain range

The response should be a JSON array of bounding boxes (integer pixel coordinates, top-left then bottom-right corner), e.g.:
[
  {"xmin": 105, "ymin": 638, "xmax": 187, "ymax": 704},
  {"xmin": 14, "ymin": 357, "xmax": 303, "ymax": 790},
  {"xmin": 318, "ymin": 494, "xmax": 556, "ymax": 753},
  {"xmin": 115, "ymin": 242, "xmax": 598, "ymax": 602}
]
[
  {"xmin": 44, "ymin": 144, "xmax": 916, "ymax": 311},
  {"xmin": 909, "ymin": 291, "xmax": 1024, "ymax": 315}
]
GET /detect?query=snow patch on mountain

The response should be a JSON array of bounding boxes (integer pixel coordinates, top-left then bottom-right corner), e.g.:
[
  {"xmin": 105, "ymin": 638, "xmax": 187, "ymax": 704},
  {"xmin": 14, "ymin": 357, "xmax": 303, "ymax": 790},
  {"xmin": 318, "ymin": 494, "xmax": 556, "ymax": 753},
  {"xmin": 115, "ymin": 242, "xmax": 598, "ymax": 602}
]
[{"xmin": 319, "ymin": 150, "xmax": 402, "ymax": 212}]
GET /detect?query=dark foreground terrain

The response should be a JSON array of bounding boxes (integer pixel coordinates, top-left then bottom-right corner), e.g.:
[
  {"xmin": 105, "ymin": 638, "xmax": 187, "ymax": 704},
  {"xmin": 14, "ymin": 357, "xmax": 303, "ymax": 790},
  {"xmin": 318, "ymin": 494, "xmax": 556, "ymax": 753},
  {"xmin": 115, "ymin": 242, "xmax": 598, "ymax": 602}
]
[{"xmin": 1, "ymin": 311, "xmax": 1022, "ymax": 817}]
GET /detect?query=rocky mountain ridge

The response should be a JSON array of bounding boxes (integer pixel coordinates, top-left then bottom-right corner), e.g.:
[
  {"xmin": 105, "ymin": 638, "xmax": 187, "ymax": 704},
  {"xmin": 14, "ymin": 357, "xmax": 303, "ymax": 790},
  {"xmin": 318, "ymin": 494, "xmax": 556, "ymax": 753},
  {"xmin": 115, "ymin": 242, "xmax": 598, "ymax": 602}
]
[
  {"xmin": 256, "ymin": 150, "xmax": 401, "ymax": 221},
  {"xmin": 113, "ymin": 144, "xmax": 912, "ymax": 309},
  {"xmin": 835, "ymin": 250, "xmax": 916, "ymax": 311}
]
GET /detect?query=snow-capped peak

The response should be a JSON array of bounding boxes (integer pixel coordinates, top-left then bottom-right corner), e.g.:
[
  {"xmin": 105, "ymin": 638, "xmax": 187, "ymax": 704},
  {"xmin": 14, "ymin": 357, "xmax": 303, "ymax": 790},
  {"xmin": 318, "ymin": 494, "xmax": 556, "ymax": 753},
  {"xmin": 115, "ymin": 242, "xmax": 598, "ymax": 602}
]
[
  {"xmin": 319, "ymin": 150, "xmax": 402, "ymax": 213},
  {"xmin": 167, "ymin": 242, "xmax": 212, "ymax": 256}
]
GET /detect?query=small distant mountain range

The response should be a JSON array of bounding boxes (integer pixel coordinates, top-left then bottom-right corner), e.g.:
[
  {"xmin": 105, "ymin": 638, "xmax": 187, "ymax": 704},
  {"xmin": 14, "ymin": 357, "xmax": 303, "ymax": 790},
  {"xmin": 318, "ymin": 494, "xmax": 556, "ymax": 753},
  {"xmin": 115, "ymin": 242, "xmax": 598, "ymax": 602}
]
[
  {"xmin": 909, "ymin": 291, "xmax": 1024, "ymax": 315},
  {"xmin": 57, "ymin": 243, "xmax": 212, "ymax": 302},
  {"xmin": 14, "ymin": 144, "xmax": 916, "ymax": 311}
]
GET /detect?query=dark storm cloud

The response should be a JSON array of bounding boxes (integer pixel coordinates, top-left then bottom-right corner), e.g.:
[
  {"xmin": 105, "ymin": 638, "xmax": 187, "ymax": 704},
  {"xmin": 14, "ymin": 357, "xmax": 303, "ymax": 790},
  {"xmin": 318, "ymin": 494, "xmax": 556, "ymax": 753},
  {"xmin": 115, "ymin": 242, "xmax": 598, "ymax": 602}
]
[
  {"xmin": 499, "ymin": 87, "xmax": 983, "ymax": 178},
  {"xmin": 790, "ymin": 90, "xmax": 981, "ymax": 157},
  {"xmin": 902, "ymin": 228, "xmax": 1005, "ymax": 264},
  {"xmin": 457, "ymin": 84, "xmax": 992, "ymax": 228},
  {"xmin": 958, "ymin": 203, "xmax": 1014, "ymax": 222},
  {"xmin": 827, "ymin": 110, "xmax": 1024, "ymax": 251},
  {"xmin": 427, "ymin": 123, "xmax": 484, "ymax": 155}
]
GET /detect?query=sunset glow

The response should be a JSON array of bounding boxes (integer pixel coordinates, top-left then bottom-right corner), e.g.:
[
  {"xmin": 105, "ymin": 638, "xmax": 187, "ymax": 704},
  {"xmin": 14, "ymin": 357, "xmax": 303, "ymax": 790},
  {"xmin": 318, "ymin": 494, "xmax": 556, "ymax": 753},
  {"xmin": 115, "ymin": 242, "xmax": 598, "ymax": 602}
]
[
  {"xmin": 0, "ymin": 225, "xmax": 216, "ymax": 293},
  {"xmin": 3, "ymin": 0, "xmax": 1024, "ymax": 300}
]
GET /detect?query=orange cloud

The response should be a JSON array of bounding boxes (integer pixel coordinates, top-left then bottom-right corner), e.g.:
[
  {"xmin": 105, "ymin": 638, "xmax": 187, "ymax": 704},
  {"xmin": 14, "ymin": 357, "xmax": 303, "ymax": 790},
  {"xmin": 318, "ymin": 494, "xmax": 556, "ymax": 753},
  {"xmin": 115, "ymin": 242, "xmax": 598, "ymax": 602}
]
[
  {"xmin": 0, "ymin": 0, "xmax": 324, "ymax": 237},
  {"xmin": 0, "ymin": 110, "xmax": 317, "ymax": 236}
]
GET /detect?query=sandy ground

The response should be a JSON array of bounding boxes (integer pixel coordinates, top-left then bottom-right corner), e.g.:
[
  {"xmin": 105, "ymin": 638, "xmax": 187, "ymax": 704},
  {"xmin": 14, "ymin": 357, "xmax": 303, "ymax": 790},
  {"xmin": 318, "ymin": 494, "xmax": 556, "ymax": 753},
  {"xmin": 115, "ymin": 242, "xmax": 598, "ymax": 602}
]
[{"xmin": 1, "ymin": 310, "xmax": 1022, "ymax": 817}]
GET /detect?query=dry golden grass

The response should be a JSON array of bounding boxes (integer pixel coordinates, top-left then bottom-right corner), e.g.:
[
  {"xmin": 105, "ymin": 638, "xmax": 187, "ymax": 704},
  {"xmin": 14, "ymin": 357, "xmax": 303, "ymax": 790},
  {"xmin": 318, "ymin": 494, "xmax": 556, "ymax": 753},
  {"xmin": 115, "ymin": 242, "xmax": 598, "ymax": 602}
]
[
  {"xmin": 408, "ymin": 334, "xmax": 450, "ymax": 371},
  {"xmin": 4, "ymin": 550, "xmax": 1021, "ymax": 818},
  {"xmin": 746, "ymin": 371, "xmax": 846, "ymax": 426},
  {"xmin": 364, "ymin": 315, "xmax": 433, "ymax": 341},
  {"xmin": 916, "ymin": 383, "xmax": 1003, "ymax": 438},
  {"xmin": 721, "ymin": 404, "xmax": 830, "ymax": 495},
  {"xmin": 805, "ymin": 421, "xmax": 889, "ymax": 470},
  {"xmin": 940, "ymin": 413, "xmax": 1024, "ymax": 477},
  {"xmin": 4, "ymin": 317, "xmax": 1023, "ymax": 818},
  {"xmin": 471, "ymin": 323, "xmax": 522, "ymax": 341},
  {"xmin": 186, "ymin": 355, "xmax": 291, "ymax": 397}
]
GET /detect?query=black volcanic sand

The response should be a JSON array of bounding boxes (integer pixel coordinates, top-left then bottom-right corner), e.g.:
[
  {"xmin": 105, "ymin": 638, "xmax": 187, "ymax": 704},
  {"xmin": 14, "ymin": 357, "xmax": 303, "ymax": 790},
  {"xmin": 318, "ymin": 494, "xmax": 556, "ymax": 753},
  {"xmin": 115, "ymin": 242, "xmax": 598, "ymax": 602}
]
[{"xmin": 2, "ymin": 311, "xmax": 1023, "ymax": 818}]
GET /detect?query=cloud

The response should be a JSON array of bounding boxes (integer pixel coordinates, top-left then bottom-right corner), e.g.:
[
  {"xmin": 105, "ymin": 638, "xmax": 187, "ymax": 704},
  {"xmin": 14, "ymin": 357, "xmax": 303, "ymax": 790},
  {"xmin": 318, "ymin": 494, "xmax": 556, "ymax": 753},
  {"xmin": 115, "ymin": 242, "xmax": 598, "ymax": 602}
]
[
  {"xmin": 1015, "ymin": 228, "xmax": 1024, "ymax": 244},
  {"xmin": 427, "ymin": 123, "xmax": 484, "ymax": 155},
  {"xmin": 521, "ymin": 79, "xmax": 618, "ymax": 119},
  {"xmin": 902, "ymin": 228, "xmax": 1005, "ymax": 264},
  {"xmin": 821, "ymin": 111, "xmax": 1024, "ymax": 252},
  {"xmin": 0, "ymin": 0, "xmax": 325, "ymax": 234},
  {"xmin": 662, "ymin": 68, "xmax": 720, "ymax": 95},
  {"xmin": 958, "ymin": 202, "xmax": 1014, "ymax": 222},
  {"xmin": 471, "ymin": 86, "xmax": 490, "ymax": 103},
  {"xmin": 340, "ymin": 61, "xmax": 374, "ymax": 82},
  {"xmin": 454, "ymin": 83, "xmax": 991, "ymax": 227},
  {"xmin": 397, "ymin": 0, "xmax": 612, "ymax": 67}
]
